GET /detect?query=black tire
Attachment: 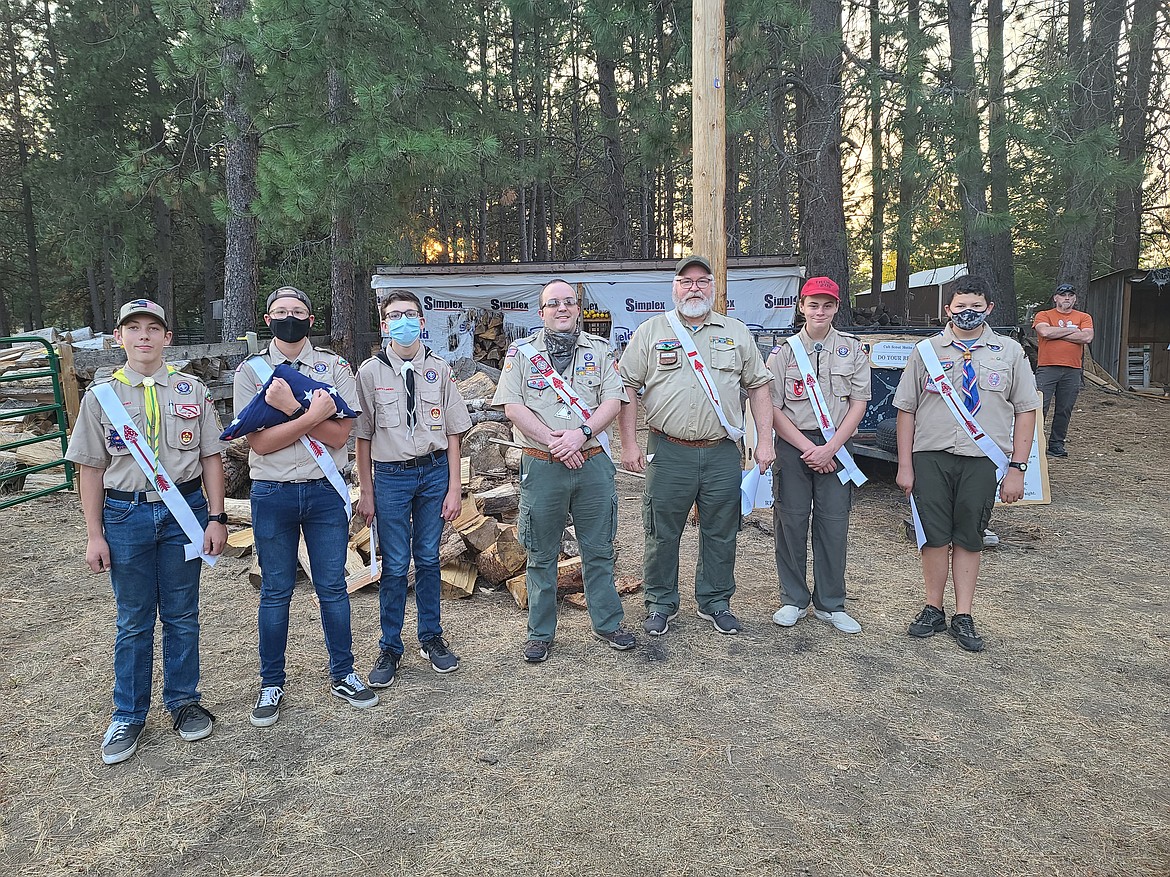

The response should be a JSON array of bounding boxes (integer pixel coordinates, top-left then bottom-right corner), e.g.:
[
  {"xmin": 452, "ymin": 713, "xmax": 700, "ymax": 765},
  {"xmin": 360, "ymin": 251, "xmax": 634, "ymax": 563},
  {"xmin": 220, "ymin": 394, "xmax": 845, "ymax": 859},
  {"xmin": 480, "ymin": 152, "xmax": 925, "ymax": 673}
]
[{"xmin": 875, "ymin": 418, "xmax": 898, "ymax": 453}]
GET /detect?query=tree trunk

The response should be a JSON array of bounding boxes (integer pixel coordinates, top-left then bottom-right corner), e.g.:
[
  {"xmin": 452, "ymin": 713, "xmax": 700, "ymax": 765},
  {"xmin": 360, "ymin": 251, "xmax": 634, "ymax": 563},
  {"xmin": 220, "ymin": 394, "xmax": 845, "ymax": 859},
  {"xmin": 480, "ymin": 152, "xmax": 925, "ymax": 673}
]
[
  {"xmin": 948, "ymin": 0, "xmax": 993, "ymax": 280},
  {"xmin": 986, "ymin": 0, "xmax": 1016, "ymax": 322},
  {"xmin": 868, "ymin": 0, "xmax": 884, "ymax": 303},
  {"xmin": 145, "ymin": 61, "xmax": 175, "ymax": 319},
  {"xmin": 328, "ymin": 63, "xmax": 357, "ymax": 366},
  {"xmin": 796, "ymin": 0, "xmax": 849, "ymax": 303},
  {"xmin": 1112, "ymin": 0, "xmax": 1159, "ymax": 268},
  {"xmin": 597, "ymin": 51, "xmax": 630, "ymax": 259},
  {"xmin": 87, "ymin": 265, "xmax": 105, "ymax": 333},
  {"xmin": 218, "ymin": 0, "xmax": 259, "ymax": 341},
  {"xmin": 3, "ymin": 0, "xmax": 44, "ymax": 328},
  {"xmin": 1057, "ymin": 0, "xmax": 1125, "ymax": 286},
  {"xmin": 200, "ymin": 221, "xmax": 219, "ymax": 341},
  {"xmin": 894, "ymin": 0, "xmax": 922, "ymax": 323}
]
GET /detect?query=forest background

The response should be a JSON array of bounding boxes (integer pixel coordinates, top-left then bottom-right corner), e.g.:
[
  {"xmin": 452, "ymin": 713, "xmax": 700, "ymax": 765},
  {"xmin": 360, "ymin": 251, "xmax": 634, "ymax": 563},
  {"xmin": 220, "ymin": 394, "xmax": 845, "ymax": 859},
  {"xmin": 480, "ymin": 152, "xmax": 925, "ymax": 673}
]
[{"xmin": 0, "ymin": 0, "xmax": 1164, "ymax": 364}]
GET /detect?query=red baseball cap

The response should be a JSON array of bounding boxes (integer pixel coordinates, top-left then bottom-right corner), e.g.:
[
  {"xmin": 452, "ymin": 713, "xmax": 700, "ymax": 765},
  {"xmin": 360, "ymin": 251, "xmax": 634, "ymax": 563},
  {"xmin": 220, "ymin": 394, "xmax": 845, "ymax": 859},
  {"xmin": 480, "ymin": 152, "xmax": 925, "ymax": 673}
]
[{"xmin": 800, "ymin": 276, "xmax": 840, "ymax": 301}]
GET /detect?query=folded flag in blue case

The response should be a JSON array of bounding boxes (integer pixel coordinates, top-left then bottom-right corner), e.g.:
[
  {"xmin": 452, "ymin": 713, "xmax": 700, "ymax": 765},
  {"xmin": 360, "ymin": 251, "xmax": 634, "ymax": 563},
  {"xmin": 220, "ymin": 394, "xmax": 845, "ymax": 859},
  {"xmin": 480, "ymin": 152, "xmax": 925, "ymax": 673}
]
[{"xmin": 221, "ymin": 363, "xmax": 359, "ymax": 440}]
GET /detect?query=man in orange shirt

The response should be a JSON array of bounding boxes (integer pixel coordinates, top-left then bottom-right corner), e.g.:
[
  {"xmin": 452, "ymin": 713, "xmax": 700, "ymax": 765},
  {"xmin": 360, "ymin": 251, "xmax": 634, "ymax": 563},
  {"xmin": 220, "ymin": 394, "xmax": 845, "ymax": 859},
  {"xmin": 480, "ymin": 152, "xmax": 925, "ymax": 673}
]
[{"xmin": 1033, "ymin": 283, "xmax": 1094, "ymax": 457}]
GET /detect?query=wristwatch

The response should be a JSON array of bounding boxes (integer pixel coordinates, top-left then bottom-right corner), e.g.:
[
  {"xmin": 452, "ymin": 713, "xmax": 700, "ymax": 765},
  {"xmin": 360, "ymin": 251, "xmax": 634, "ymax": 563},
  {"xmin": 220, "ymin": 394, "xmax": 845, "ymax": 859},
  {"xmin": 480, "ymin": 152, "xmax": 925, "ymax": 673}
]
[
  {"xmin": 209, "ymin": 513, "xmax": 229, "ymax": 525},
  {"xmin": 1008, "ymin": 461, "xmax": 1027, "ymax": 472},
  {"xmin": 580, "ymin": 424, "xmax": 593, "ymax": 440}
]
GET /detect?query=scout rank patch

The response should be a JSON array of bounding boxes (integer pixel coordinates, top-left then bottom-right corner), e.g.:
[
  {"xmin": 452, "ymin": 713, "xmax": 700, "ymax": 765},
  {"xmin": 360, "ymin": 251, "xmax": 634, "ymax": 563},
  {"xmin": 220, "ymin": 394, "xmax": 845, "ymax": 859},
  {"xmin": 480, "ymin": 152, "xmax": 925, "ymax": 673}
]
[{"xmin": 180, "ymin": 430, "xmax": 195, "ymax": 444}]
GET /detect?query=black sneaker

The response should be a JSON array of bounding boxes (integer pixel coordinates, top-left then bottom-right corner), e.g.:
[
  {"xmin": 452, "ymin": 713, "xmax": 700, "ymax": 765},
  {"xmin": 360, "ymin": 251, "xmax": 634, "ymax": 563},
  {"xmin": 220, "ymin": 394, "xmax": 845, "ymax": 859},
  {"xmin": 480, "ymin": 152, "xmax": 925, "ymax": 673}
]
[
  {"xmin": 420, "ymin": 636, "xmax": 460, "ymax": 674},
  {"xmin": 595, "ymin": 626, "xmax": 637, "ymax": 650},
  {"xmin": 523, "ymin": 640, "xmax": 551, "ymax": 663},
  {"xmin": 101, "ymin": 721, "xmax": 144, "ymax": 765},
  {"xmin": 697, "ymin": 608, "xmax": 742, "ymax": 635},
  {"xmin": 250, "ymin": 685, "xmax": 284, "ymax": 728},
  {"xmin": 173, "ymin": 703, "xmax": 215, "ymax": 742},
  {"xmin": 368, "ymin": 650, "xmax": 401, "ymax": 688},
  {"xmin": 331, "ymin": 673, "xmax": 380, "ymax": 709},
  {"xmin": 1047, "ymin": 444, "xmax": 1068, "ymax": 457},
  {"xmin": 907, "ymin": 604, "xmax": 947, "ymax": 638},
  {"xmin": 950, "ymin": 614, "xmax": 985, "ymax": 652},
  {"xmin": 643, "ymin": 610, "xmax": 679, "ymax": 636}
]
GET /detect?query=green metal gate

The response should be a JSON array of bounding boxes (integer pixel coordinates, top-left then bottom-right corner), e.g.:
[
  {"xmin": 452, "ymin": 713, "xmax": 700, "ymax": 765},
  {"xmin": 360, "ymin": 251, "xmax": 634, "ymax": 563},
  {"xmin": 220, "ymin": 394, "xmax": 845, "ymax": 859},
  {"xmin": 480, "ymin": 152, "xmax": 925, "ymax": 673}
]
[{"xmin": 0, "ymin": 337, "xmax": 75, "ymax": 509}]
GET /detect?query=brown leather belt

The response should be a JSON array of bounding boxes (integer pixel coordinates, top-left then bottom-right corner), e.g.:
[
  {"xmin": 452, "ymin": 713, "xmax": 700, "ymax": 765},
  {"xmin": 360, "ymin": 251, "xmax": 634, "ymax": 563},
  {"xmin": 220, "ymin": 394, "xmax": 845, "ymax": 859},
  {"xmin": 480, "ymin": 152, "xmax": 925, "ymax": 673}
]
[
  {"xmin": 523, "ymin": 446, "xmax": 606, "ymax": 463},
  {"xmin": 650, "ymin": 428, "xmax": 727, "ymax": 448}
]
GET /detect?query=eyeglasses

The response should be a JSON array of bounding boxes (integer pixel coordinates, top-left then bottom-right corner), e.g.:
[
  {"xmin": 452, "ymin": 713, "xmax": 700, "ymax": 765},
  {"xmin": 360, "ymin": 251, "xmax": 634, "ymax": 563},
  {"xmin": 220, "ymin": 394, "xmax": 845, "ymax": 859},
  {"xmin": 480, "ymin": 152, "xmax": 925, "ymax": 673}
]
[
  {"xmin": 675, "ymin": 277, "xmax": 712, "ymax": 290},
  {"xmin": 386, "ymin": 310, "xmax": 421, "ymax": 320},
  {"xmin": 270, "ymin": 308, "xmax": 310, "ymax": 319},
  {"xmin": 541, "ymin": 298, "xmax": 578, "ymax": 310}
]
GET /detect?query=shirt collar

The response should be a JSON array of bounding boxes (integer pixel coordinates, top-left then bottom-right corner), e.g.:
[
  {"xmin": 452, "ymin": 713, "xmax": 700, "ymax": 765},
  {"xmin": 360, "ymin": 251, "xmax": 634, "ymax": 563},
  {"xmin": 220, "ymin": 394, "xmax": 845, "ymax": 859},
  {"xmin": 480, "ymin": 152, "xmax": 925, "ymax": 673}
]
[
  {"xmin": 120, "ymin": 364, "xmax": 171, "ymax": 386},
  {"xmin": 673, "ymin": 308, "xmax": 726, "ymax": 330},
  {"xmin": 942, "ymin": 322, "xmax": 994, "ymax": 349},
  {"xmin": 268, "ymin": 338, "xmax": 314, "ymax": 365}
]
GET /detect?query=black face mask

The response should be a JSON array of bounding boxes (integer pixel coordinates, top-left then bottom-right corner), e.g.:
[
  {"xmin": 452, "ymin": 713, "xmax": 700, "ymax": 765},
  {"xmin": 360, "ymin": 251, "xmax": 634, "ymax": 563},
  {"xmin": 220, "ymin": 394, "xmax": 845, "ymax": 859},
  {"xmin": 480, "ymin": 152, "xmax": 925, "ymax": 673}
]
[{"xmin": 270, "ymin": 315, "xmax": 311, "ymax": 343}]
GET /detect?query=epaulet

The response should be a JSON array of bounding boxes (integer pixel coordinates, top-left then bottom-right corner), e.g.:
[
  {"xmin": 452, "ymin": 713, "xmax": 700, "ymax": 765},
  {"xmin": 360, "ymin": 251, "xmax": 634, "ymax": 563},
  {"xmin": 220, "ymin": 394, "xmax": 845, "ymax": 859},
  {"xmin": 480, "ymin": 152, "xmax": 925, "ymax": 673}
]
[
  {"xmin": 582, "ymin": 331, "xmax": 609, "ymax": 344},
  {"xmin": 312, "ymin": 345, "xmax": 339, "ymax": 356},
  {"xmin": 92, "ymin": 372, "xmax": 117, "ymax": 386},
  {"xmin": 837, "ymin": 331, "xmax": 859, "ymax": 341}
]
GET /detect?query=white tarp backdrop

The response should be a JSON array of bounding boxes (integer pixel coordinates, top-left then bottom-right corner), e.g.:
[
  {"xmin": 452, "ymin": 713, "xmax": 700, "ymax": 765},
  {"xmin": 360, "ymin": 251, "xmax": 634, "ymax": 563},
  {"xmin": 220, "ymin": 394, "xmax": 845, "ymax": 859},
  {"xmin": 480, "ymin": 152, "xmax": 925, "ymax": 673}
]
[{"xmin": 372, "ymin": 266, "xmax": 802, "ymax": 360}]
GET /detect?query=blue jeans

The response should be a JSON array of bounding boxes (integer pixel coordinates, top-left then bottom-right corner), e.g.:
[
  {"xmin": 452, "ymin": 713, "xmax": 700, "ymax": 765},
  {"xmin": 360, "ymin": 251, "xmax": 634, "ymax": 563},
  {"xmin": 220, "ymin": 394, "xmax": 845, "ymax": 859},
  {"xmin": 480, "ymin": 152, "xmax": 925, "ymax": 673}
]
[
  {"xmin": 103, "ymin": 491, "xmax": 208, "ymax": 724},
  {"xmin": 373, "ymin": 457, "xmax": 448, "ymax": 655},
  {"xmin": 252, "ymin": 479, "xmax": 354, "ymax": 686}
]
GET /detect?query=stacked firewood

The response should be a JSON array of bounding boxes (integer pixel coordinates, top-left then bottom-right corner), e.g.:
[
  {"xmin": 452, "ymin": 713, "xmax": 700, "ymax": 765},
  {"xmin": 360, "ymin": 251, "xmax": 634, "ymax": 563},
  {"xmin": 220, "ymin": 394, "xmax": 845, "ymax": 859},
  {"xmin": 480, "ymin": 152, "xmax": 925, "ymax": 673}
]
[{"xmin": 471, "ymin": 310, "xmax": 508, "ymax": 368}]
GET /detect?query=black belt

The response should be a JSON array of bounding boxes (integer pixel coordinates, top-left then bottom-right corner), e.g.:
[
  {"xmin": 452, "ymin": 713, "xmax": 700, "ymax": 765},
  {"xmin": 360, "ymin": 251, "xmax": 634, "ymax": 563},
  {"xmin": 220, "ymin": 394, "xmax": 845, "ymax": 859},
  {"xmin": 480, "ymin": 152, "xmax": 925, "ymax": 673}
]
[
  {"xmin": 107, "ymin": 477, "xmax": 203, "ymax": 503},
  {"xmin": 383, "ymin": 450, "xmax": 447, "ymax": 470}
]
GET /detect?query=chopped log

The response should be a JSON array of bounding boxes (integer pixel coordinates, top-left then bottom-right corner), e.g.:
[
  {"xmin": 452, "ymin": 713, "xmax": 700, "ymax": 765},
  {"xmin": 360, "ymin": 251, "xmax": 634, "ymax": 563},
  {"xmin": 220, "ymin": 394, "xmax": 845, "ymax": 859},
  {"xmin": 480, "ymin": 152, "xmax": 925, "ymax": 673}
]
[
  {"xmin": 456, "ymin": 371, "xmax": 498, "ymax": 401},
  {"xmin": 563, "ymin": 574, "xmax": 642, "ymax": 610},
  {"xmin": 223, "ymin": 454, "xmax": 250, "ymax": 498},
  {"xmin": 349, "ymin": 524, "xmax": 373, "ymax": 564},
  {"xmin": 460, "ymin": 456, "xmax": 471, "ymax": 489},
  {"xmin": 297, "ymin": 535, "xmax": 312, "ymax": 580},
  {"xmin": 249, "ymin": 557, "xmax": 263, "ymax": 590},
  {"xmin": 223, "ymin": 527, "xmax": 255, "ymax": 558},
  {"xmin": 463, "ymin": 421, "xmax": 511, "ymax": 474},
  {"xmin": 440, "ymin": 562, "xmax": 476, "ymax": 599},
  {"xmin": 459, "ymin": 514, "xmax": 500, "ymax": 552},
  {"xmin": 505, "ymin": 572, "xmax": 528, "ymax": 609},
  {"xmin": 554, "ymin": 557, "xmax": 583, "ymax": 593},
  {"xmin": 475, "ymin": 527, "xmax": 527, "ymax": 585},
  {"xmin": 439, "ymin": 524, "xmax": 470, "ymax": 565},
  {"xmin": 451, "ymin": 494, "xmax": 482, "ymax": 530},
  {"xmin": 223, "ymin": 497, "xmax": 252, "ymax": 524},
  {"xmin": 57, "ymin": 340, "xmax": 80, "ymax": 428},
  {"xmin": 503, "ymin": 446, "xmax": 523, "ymax": 472},
  {"xmin": 346, "ymin": 567, "xmax": 381, "ymax": 594},
  {"xmin": 475, "ymin": 482, "xmax": 520, "ymax": 517},
  {"xmin": 561, "ymin": 526, "xmax": 579, "ymax": 559}
]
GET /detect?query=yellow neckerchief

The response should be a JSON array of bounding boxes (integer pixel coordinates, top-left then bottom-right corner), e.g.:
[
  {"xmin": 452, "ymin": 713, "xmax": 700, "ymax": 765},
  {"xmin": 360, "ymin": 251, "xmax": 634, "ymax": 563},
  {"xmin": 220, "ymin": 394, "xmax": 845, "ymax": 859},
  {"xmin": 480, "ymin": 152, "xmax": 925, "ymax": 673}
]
[{"xmin": 113, "ymin": 364, "xmax": 178, "ymax": 459}]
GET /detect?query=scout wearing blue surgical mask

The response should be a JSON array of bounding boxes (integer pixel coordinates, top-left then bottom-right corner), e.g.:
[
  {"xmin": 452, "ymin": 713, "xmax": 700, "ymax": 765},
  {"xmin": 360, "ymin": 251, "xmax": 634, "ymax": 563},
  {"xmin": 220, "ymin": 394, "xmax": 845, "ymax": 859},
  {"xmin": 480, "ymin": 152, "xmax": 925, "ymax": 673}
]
[{"xmin": 386, "ymin": 315, "xmax": 422, "ymax": 346}]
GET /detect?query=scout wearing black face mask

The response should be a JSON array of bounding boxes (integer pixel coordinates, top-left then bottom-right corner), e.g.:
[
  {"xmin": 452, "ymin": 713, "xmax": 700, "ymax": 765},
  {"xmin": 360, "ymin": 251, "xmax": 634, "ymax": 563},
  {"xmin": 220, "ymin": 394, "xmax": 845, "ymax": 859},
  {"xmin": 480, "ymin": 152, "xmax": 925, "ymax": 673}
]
[{"xmin": 269, "ymin": 315, "xmax": 312, "ymax": 343}]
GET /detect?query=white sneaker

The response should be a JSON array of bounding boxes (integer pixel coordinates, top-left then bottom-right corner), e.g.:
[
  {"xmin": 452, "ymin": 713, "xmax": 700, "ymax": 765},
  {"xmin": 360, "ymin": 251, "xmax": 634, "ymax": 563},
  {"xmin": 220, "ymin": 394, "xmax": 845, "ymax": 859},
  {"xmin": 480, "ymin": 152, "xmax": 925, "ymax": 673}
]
[
  {"xmin": 813, "ymin": 609, "xmax": 862, "ymax": 634},
  {"xmin": 772, "ymin": 605, "xmax": 809, "ymax": 627}
]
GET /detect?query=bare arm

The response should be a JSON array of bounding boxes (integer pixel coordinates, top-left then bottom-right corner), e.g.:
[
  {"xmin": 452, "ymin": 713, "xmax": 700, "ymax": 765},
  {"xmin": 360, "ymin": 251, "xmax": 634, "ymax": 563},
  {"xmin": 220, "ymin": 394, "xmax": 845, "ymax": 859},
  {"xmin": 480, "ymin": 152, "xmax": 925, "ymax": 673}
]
[
  {"xmin": 355, "ymin": 438, "xmax": 375, "ymax": 525},
  {"xmin": 1000, "ymin": 409, "xmax": 1037, "ymax": 504},
  {"xmin": 895, "ymin": 409, "xmax": 916, "ymax": 497},
  {"xmin": 199, "ymin": 453, "xmax": 228, "ymax": 556},
  {"xmin": 747, "ymin": 384, "xmax": 776, "ymax": 471},
  {"xmin": 442, "ymin": 433, "xmax": 463, "ymax": 521},
  {"xmin": 618, "ymin": 386, "xmax": 646, "ymax": 472},
  {"xmin": 79, "ymin": 465, "xmax": 110, "ymax": 573}
]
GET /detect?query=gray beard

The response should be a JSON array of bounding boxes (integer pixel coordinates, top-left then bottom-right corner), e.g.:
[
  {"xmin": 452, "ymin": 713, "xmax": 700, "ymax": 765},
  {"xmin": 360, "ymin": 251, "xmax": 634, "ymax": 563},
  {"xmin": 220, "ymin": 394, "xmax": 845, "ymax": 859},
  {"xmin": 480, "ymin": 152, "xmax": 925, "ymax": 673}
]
[{"xmin": 677, "ymin": 296, "xmax": 712, "ymax": 320}]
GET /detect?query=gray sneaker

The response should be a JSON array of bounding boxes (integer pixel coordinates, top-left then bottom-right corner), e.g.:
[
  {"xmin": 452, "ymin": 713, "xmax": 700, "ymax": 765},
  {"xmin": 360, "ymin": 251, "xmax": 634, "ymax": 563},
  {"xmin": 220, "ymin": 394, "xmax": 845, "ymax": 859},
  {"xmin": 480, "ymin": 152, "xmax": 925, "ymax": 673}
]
[
  {"xmin": 101, "ymin": 721, "xmax": 144, "ymax": 765},
  {"xmin": 368, "ymin": 650, "xmax": 401, "ymax": 688},
  {"xmin": 594, "ymin": 626, "xmax": 637, "ymax": 650},
  {"xmin": 523, "ymin": 640, "xmax": 551, "ymax": 663},
  {"xmin": 173, "ymin": 703, "xmax": 215, "ymax": 741},
  {"xmin": 697, "ymin": 608, "xmax": 742, "ymax": 635},
  {"xmin": 331, "ymin": 673, "xmax": 380, "ymax": 709},
  {"xmin": 250, "ymin": 686, "xmax": 284, "ymax": 728},
  {"xmin": 643, "ymin": 610, "xmax": 679, "ymax": 636}
]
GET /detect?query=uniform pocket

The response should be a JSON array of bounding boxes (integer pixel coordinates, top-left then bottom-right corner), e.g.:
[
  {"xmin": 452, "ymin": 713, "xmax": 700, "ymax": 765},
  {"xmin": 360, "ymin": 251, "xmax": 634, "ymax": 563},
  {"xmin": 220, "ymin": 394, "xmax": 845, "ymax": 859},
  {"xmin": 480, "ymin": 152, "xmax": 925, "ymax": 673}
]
[
  {"xmin": 376, "ymin": 400, "xmax": 401, "ymax": 428},
  {"xmin": 784, "ymin": 377, "xmax": 808, "ymax": 402},
  {"xmin": 609, "ymin": 493, "xmax": 619, "ymax": 542},
  {"xmin": 165, "ymin": 417, "xmax": 201, "ymax": 450},
  {"xmin": 98, "ymin": 406, "xmax": 141, "ymax": 456},
  {"xmin": 709, "ymin": 346, "xmax": 741, "ymax": 371},
  {"xmin": 977, "ymin": 365, "xmax": 1008, "ymax": 393},
  {"xmin": 102, "ymin": 497, "xmax": 137, "ymax": 525},
  {"xmin": 830, "ymin": 365, "xmax": 854, "ymax": 398},
  {"xmin": 517, "ymin": 503, "xmax": 533, "ymax": 551},
  {"xmin": 641, "ymin": 492, "xmax": 655, "ymax": 536}
]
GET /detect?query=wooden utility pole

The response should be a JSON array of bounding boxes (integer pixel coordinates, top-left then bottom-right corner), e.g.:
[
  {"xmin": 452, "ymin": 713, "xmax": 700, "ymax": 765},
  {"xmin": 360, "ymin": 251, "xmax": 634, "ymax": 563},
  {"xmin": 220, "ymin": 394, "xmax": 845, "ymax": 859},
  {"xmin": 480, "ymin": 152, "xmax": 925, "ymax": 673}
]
[{"xmin": 693, "ymin": 0, "xmax": 727, "ymax": 312}]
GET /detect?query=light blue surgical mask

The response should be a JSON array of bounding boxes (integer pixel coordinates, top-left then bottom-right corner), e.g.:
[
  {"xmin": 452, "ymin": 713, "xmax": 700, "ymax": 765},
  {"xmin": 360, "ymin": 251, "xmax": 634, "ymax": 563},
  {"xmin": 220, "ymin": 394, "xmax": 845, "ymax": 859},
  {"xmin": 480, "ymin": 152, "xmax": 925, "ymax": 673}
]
[{"xmin": 386, "ymin": 315, "xmax": 422, "ymax": 346}]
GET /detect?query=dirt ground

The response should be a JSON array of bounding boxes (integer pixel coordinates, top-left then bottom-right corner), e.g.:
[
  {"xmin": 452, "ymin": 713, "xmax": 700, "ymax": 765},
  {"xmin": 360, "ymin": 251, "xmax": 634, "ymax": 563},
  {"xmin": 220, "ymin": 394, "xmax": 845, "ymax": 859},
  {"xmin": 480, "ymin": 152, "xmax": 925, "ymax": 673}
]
[{"xmin": 1, "ymin": 386, "xmax": 1168, "ymax": 877}]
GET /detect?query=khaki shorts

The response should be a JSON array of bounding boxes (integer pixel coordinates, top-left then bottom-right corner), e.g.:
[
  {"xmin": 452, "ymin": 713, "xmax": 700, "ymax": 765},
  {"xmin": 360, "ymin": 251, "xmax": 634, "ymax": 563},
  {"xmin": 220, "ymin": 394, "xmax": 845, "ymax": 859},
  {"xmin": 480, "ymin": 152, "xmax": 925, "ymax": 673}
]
[{"xmin": 911, "ymin": 451, "xmax": 996, "ymax": 552}]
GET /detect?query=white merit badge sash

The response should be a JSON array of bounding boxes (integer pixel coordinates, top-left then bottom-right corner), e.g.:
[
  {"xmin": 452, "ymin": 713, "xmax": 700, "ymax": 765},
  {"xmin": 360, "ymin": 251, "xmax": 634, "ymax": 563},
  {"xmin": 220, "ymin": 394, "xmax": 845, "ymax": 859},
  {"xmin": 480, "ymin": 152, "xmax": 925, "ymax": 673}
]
[
  {"xmin": 516, "ymin": 340, "xmax": 612, "ymax": 458},
  {"xmin": 664, "ymin": 310, "xmax": 745, "ymax": 442},
  {"xmin": 92, "ymin": 382, "xmax": 217, "ymax": 567},
  {"xmin": 247, "ymin": 355, "xmax": 352, "ymax": 519},
  {"xmin": 784, "ymin": 336, "xmax": 867, "ymax": 487},
  {"xmin": 908, "ymin": 337, "xmax": 1009, "ymax": 551}
]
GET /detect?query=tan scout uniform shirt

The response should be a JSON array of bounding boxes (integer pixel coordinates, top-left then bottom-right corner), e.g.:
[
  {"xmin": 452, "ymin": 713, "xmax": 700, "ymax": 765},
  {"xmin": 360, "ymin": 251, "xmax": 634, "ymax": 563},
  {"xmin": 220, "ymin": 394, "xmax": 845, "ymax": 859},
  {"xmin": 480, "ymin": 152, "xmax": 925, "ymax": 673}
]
[
  {"xmin": 232, "ymin": 339, "xmax": 358, "ymax": 481},
  {"xmin": 492, "ymin": 330, "xmax": 624, "ymax": 452},
  {"xmin": 619, "ymin": 309, "xmax": 771, "ymax": 442},
  {"xmin": 767, "ymin": 327, "xmax": 871, "ymax": 433},
  {"xmin": 66, "ymin": 364, "xmax": 224, "ymax": 491},
  {"xmin": 893, "ymin": 324, "xmax": 1040, "ymax": 457},
  {"xmin": 353, "ymin": 348, "xmax": 472, "ymax": 461}
]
